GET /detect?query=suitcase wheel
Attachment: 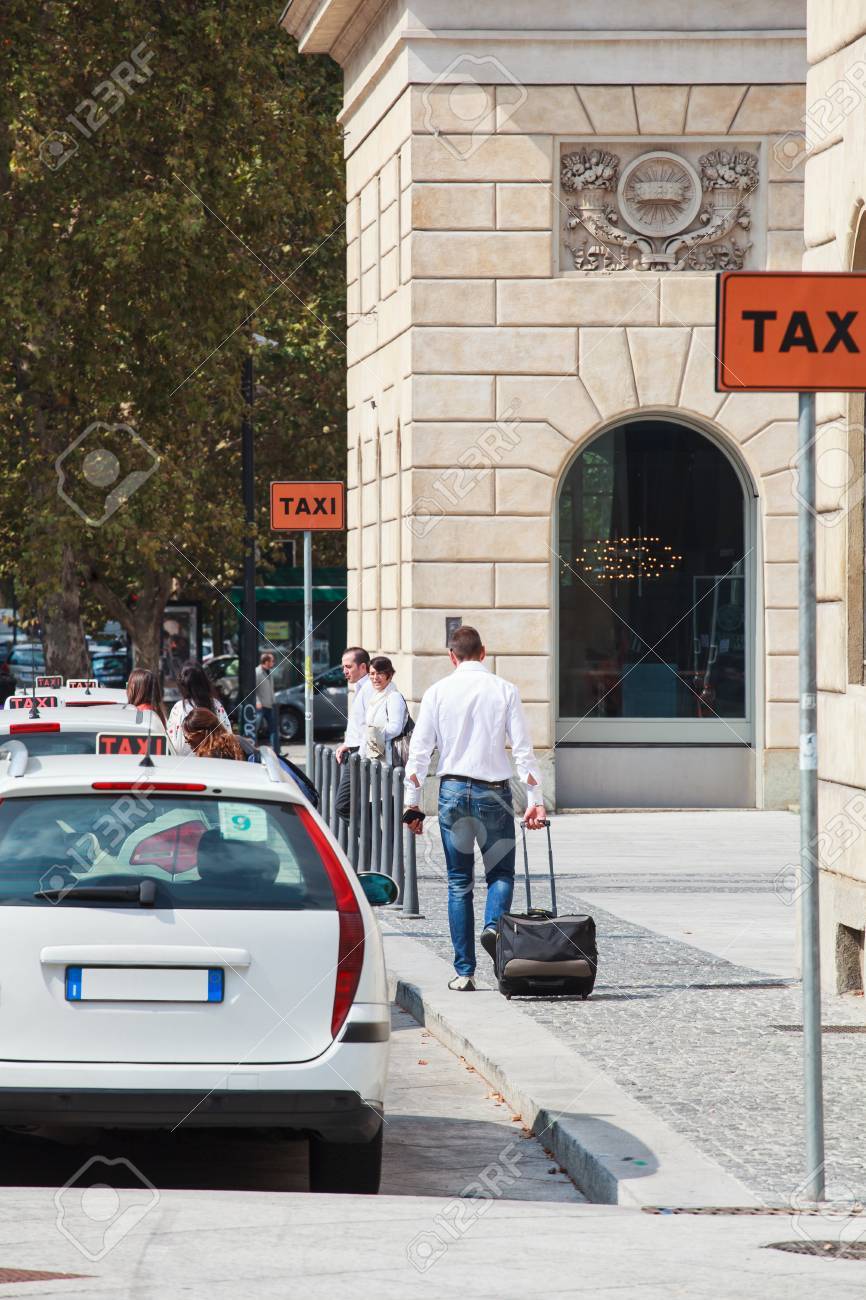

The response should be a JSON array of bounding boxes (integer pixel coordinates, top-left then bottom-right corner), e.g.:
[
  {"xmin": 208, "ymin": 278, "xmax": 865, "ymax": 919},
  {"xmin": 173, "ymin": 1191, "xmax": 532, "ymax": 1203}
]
[{"xmin": 581, "ymin": 993, "xmax": 589, "ymax": 1001}]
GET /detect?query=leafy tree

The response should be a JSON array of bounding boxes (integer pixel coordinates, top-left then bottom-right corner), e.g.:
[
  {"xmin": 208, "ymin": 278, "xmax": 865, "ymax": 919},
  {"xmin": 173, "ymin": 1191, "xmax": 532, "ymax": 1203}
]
[{"xmin": 0, "ymin": 0, "xmax": 345, "ymax": 672}]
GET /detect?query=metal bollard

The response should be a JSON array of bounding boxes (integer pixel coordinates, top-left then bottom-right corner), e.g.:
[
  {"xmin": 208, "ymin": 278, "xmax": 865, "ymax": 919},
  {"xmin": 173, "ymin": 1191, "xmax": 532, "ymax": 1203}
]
[
  {"xmin": 370, "ymin": 760, "xmax": 382, "ymax": 873},
  {"xmin": 402, "ymin": 820, "xmax": 422, "ymax": 917},
  {"xmin": 381, "ymin": 762, "xmax": 393, "ymax": 876},
  {"xmin": 314, "ymin": 744, "xmax": 324, "ymax": 798},
  {"xmin": 329, "ymin": 752, "xmax": 341, "ymax": 839},
  {"xmin": 391, "ymin": 766, "xmax": 404, "ymax": 901},
  {"xmin": 319, "ymin": 748, "xmax": 331, "ymax": 822},
  {"xmin": 347, "ymin": 752, "xmax": 361, "ymax": 870},
  {"xmin": 358, "ymin": 757, "xmax": 371, "ymax": 872}
]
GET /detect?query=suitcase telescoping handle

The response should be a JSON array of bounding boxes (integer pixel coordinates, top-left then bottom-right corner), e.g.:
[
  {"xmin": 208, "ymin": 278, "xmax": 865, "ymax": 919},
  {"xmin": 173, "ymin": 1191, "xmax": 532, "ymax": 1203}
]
[{"xmin": 520, "ymin": 819, "xmax": 557, "ymax": 917}]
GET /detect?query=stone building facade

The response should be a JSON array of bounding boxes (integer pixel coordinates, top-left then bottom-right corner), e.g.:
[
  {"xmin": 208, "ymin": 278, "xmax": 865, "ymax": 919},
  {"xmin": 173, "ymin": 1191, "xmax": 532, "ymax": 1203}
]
[
  {"xmin": 803, "ymin": 3, "xmax": 866, "ymax": 992},
  {"xmin": 283, "ymin": 1, "xmax": 807, "ymax": 810}
]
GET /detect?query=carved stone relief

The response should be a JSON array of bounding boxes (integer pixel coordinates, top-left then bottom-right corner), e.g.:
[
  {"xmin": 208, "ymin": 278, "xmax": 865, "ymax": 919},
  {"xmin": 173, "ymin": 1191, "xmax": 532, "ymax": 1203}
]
[{"xmin": 560, "ymin": 142, "xmax": 761, "ymax": 272}]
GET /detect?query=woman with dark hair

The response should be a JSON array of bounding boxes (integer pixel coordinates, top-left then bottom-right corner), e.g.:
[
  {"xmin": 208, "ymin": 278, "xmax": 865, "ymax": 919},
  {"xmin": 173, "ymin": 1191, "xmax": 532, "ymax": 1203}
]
[
  {"xmin": 363, "ymin": 655, "xmax": 408, "ymax": 765},
  {"xmin": 182, "ymin": 707, "xmax": 245, "ymax": 761},
  {"xmin": 126, "ymin": 668, "xmax": 167, "ymax": 725},
  {"xmin": 167, "ymin": 662, "xmax": 231, "ymax": 755}
]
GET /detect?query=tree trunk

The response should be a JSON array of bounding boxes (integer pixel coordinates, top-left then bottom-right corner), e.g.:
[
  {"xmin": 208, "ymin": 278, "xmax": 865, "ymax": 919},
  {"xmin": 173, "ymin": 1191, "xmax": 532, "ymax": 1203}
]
[
  {"xmin": 38, "ymin": 544, "xmax": 91, "ymax": 678},
  {"xmin": 86, "ymin": 568, "xmax": 172, "ymax": 672}
]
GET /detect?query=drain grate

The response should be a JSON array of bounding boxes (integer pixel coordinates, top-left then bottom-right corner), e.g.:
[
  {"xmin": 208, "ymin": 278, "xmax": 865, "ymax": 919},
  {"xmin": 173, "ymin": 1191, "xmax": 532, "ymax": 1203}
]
[
  {"xmin": 0, "ymin": 1269, "xmax": 86, "ymax": 1284},
  {"xmin": 767, "ymin": 1241, "xmax": 866, "ymax": 1260},
  {"xmin": 643, "ymin": 1206, "xmax": 866, "ymax": 1216},
  {"xmin": 772, "ymin": 1024, "xmax": 866, "ymax": 1033}
]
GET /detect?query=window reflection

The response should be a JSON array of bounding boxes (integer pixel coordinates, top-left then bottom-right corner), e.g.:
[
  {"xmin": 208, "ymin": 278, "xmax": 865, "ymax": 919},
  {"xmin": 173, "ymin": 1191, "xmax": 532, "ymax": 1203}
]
[{"xmin": 559, "ymin": 421, "xmax": 747, "ymax": 720}]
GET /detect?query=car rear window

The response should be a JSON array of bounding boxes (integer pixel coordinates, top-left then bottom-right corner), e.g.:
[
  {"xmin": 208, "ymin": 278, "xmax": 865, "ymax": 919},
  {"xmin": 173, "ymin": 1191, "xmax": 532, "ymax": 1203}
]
[
  {"xmin": 0, "ymin": 733, "xmax": 97, "ymax": 756},
  {"xmin": 0, "ymin": 794, "xmax": 335, "ymax": 911}
]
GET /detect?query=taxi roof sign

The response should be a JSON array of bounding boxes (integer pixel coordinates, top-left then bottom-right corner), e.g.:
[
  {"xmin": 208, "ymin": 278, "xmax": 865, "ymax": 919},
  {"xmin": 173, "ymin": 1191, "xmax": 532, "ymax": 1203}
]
[
  {"xmin": 7, "ymin": 694, "xmax": 59, "ymax": 710},
  {"xmin": 35, "ymin": 675, "xmax": 63, "ymax": 689},
  {"xmin": 716, "ymin": 271, "xmax": 866, "ymax": 392},
  {"xmin": 270, "ymin": 481, "xmax": 345, "ymax": 532}
]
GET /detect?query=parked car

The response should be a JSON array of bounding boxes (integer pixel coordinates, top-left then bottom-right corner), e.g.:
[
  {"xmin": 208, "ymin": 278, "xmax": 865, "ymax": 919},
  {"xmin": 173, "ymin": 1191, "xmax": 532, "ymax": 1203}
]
[
  {"xmin": 274, "ymin": 664, "xmax": 348, "ymax": 743},
  {"xmin": 203, "ymin": 654, "xmax": 239, "ymax": 712},
  {"xmin": 5, "ymin": 644, "xmax": 46, "ymax": 691},
  {"xmin": 91, "ymin": 650, "xmax": 131, "ymax": 690},
  {"xmin": 0, "ymin": 748, "xmax": 394, "ymax": 1192}
]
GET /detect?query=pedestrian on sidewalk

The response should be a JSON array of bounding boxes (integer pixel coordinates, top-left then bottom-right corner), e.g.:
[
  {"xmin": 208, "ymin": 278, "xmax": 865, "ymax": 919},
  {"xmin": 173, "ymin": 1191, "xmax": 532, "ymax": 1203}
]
[
  {"xmin": 404, "ymin": 625, "xmax": 546, "ymax": 992},
  {"xmin": 363, "ymin": 656, "xmax": 408, "ymax": 764},
  {"xmin": 334, "ymin": 646, "xmax": 372, "ymax": 822},
  {"xmin": 167, "ymin": 662, "xmax": 231, "ymax": 755},
  {"xmin": 255, "ymin": 651, "xmax": 279, "ymax": 751}
]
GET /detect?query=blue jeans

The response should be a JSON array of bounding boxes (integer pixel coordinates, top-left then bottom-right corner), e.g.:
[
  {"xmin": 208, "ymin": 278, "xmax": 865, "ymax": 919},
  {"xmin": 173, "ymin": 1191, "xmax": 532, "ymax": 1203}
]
[
  {"xmin": 438, "ymin": 778, "xmax": 516, "ymax": 977},
  {"xmin": 259, "ymin": 706, "xmax": 279, "ymax": 751}
]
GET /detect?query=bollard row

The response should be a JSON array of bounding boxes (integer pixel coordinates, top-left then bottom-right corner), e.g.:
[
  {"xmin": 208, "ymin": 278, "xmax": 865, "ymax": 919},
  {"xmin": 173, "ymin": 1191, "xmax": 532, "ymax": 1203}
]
[{"xmin": 314, "ymin": 744, "xmax": 419, "ymax": 915}]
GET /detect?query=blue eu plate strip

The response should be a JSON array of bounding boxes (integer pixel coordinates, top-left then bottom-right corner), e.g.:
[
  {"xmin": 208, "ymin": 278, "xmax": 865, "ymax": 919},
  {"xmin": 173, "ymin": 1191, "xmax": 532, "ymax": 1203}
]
[
  {"xmin": 207, "ymin": 969, "xmax": 224, "ymax": 1003},
  {"xmin": 66, "ymin": 967, "xmax": 83, "ymax": 1001}
]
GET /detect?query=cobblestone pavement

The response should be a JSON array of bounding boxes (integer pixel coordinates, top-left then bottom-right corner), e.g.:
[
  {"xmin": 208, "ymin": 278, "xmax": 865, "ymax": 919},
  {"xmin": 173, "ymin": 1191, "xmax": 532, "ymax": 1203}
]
[{"xmin": 388, "ymin": 813, "xmax": 866, "ymax": 1206}]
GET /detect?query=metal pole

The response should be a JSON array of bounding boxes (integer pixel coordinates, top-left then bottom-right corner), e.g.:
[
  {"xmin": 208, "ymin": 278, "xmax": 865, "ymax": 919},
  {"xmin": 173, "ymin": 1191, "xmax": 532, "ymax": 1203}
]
[
  {"xmin": 358, "ymin": 757, "xmax": 371, "ymax": 871},
  {"xmin": 348, "ymin": 751, "xmax": 360, "ymax": 870},
  {"xmin": 303, "ymin": 530, "xmax": 314, "ymax": 778},
  {"xmin": 320, "ymin": 747, "xmax": 331, "ymax": 822},
  {"xmin": 797, "ymin": 389, "xmax": 825, "ymax": 1201},
  {"xmin": 314, "ymin": 744, "xmax": 324, "ymax": 803},
  {"xmin": 370, "ymin": 760, "xmax": 382, "ymax": 872},
  {"xmin": 329, "ymin": 752, "xmax": 340, "ymax": 840},
  {"xmin": 239, "ymin": 353, "xmax": 258, "ymax": 745},
  {"xmin": 391, "ymin": 766, "xmax": 404, "ymax": 902},
  {"xmin": 402, "ymin": 822, "xmax": 421, "ymax": 917},
  {"xmin": 381, "ymin": 763, "xmax": 393, "ymax": 876}
]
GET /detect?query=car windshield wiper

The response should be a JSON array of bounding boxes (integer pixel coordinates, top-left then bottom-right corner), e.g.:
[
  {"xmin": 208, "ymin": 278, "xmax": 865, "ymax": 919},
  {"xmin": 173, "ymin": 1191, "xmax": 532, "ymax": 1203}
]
[{"xmin": 33, "ymin": 879, "xmax": 157, "ymax": 906}]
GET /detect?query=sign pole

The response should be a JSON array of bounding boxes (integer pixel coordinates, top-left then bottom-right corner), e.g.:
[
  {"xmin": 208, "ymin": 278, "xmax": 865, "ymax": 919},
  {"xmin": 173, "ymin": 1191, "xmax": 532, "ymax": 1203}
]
[
  {"xmin": 303, "ymin": 529, "xmax": 314, "ymax": 778},
  {"xmin": 797, "ymin": 389, "xmax": 825, "ymax": 1201}
]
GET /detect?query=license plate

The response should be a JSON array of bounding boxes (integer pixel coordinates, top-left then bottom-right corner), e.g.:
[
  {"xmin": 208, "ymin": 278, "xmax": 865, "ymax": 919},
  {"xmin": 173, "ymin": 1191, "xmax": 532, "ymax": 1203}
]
[{"xmin": 65, "ymin": 966, "xmax": 224, "ymax": 1003}]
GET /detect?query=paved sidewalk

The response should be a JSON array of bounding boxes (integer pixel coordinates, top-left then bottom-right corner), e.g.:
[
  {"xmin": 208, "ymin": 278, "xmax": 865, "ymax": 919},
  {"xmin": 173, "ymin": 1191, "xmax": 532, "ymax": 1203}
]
[{"xmin": 389, "ymin": 810, "xmax": 866, "ymax": 1206}]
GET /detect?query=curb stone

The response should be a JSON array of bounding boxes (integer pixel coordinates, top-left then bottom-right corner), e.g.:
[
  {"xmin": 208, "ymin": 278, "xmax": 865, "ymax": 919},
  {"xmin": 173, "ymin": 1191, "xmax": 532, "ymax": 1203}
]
[{"xmin": 383, "ymin": 928, "xmax": 764, "ymax": 1210}]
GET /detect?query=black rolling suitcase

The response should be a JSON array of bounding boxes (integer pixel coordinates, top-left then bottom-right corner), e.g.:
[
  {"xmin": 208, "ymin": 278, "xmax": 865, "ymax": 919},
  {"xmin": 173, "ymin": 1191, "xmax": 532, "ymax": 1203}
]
[{"xmin": 496, "ymin": 822, "xmax": 598, "ymax": 1000}]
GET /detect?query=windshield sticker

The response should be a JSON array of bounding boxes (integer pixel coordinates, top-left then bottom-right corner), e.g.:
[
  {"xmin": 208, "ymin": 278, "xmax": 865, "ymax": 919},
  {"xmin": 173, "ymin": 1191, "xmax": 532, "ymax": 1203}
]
[{"xmin": 218, "ymin": 804, "xmax": 268, "ymax": 842}]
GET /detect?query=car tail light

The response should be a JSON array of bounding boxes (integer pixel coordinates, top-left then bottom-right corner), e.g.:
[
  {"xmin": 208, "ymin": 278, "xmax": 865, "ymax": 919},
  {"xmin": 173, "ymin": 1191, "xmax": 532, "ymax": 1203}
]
[
  {"xmin": 9, "ymin": 723, "xmax": 61, "ymax": 733},
  {"xmin": 91, "ymin": 781, "xmax": 207, "ymax": 792},
  {"xmin": 299, "ymin": 808, "xmax": 364, "ymax": 1039}
]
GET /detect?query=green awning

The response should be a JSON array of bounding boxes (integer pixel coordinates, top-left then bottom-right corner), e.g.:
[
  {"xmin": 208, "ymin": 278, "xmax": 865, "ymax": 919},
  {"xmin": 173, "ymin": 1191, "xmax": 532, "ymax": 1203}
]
[{"xmin": 229, "ymin": 586, "xmax": 347, "ymax": 606}]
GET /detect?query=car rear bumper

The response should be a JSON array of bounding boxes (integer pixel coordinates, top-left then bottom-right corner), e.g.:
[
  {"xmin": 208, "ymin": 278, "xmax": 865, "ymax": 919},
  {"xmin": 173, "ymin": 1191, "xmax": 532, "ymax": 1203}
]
[{"xmin": 0, "ymin": 1087, "xmax": 383, "ymax": 1140}]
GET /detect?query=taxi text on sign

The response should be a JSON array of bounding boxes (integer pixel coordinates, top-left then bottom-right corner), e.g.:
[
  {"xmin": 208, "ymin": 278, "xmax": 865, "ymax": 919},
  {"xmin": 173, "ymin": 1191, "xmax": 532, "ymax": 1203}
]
[
  {"xmin": 270, "ymin": 481, "xmax": 345, "ymax": 532},
  {"xmin": 715, "ymin": 271, "xmax": 866, "ymax": 392}
]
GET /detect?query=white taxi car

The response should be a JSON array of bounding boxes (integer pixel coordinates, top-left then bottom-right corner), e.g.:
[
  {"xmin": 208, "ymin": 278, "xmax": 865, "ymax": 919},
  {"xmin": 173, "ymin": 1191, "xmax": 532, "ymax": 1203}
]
[
  {"xmin": 0, "ymin": 745, "xmax": 394, "ymax": 1193},
  {"xmin": 5, "ymin": 687, "xmax": 128, "ymax": 710},
  {"xmin": 0, "ymin": 705, "xmax": 170, "ymax": 757}
]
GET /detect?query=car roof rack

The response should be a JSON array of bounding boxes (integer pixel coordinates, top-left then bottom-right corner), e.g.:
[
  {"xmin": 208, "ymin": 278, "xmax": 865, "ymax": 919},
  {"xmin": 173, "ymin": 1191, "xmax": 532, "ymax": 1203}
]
[
  {"xmin": 260, "ymin": 746, "xmax": 287, "ymax": 786},
  {"xmin": 0, "ymin": 739, "xmax": 29, "ymax": 777}
]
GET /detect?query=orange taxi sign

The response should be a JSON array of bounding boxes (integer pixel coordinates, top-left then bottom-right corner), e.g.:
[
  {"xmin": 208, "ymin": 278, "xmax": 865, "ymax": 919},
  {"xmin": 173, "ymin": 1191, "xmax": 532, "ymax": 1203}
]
[
  {"xmin": 270, "ymin": 481, "xmax": 345, "ymax": 531},
  {"xmin": 716, "ymin": 272, "xmax": 866, "ymax": 392}
]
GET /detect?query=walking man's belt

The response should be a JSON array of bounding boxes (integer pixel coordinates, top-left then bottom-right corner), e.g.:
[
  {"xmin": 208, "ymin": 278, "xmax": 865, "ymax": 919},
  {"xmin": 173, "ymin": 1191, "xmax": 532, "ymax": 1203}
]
[{"xmin": 438, "ymin": 774, "xmax": 511, "ymax": 789}]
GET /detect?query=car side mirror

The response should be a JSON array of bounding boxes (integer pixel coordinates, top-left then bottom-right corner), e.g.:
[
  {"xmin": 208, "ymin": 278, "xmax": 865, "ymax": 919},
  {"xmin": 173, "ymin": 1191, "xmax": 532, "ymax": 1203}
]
[{"xmin": 357, "ymin": 872, "xmax": 399, "ymax": 907}]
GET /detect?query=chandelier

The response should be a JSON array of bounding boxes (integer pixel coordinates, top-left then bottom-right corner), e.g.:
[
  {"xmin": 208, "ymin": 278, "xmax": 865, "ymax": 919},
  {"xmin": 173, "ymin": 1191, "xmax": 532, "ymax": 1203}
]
[{"xmin": 576, "ymin": 535, "xmax": 683, "ymax": 582}]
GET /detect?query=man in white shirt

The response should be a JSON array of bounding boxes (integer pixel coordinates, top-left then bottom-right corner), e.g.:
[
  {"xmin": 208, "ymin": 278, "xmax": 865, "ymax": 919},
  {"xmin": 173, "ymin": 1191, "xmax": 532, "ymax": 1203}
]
[
  {"xmin": 404, "ymin": 625, "xmax": 546, "ymax": 991},
  {"xmin": 335, "ymin": 646, "xmax": 373, "ymax": 823}
]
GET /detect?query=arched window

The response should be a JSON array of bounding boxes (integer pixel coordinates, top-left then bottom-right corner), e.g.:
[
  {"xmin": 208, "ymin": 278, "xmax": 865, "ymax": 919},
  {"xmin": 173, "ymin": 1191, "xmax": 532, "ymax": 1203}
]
[{"xmin": 558, "ymin": 418, "xmax": 752, "ymax": 739}]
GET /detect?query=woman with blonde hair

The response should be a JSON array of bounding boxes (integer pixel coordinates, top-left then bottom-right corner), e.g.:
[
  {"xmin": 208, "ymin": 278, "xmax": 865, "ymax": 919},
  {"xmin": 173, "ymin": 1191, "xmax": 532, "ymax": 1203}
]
[{"xmin": 182, "ymin": 707, "xmax": 245, "ymax": 761}]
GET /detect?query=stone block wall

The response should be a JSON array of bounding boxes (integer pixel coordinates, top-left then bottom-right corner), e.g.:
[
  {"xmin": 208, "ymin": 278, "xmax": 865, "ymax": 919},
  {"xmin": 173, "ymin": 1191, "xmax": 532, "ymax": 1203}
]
[
  {"xmin": 802, "ymin": 3, "xmax": 866, "ymax": 990},
  {"xmin": 343, "ymin": 75, "xmax": 806, "ymax": 804}
]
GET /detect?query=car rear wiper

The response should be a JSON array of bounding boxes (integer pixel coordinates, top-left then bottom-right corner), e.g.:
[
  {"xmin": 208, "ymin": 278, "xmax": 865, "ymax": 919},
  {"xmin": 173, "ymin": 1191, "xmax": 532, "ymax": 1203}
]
[{"xmin": 33, "ymin": 879, "xmax": 157, "ymax": 906}]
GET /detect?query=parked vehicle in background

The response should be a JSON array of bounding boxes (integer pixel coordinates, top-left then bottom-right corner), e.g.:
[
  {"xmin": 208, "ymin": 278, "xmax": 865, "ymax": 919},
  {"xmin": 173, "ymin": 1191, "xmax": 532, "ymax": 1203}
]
[
  {"xmin": 274, "ymin": 665, "xmax": 348, "ymax": 743},
  {"xmin": 204, "ymin": 655, "xmax": 239, "ymax": 712},
  {"xmin": 6, "ymin": 644, "xmax": 46, "ymax": 691},
  {"xmin": 91, "ymin": 651, "xmax": 131, "ymax": 690}
]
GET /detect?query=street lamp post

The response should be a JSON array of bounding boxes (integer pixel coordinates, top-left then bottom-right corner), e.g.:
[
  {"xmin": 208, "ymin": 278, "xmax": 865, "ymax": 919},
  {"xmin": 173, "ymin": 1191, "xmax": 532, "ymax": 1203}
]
[{"xmin": 239, "ymin": 353, "xmax": 258, "ymax": 743}]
